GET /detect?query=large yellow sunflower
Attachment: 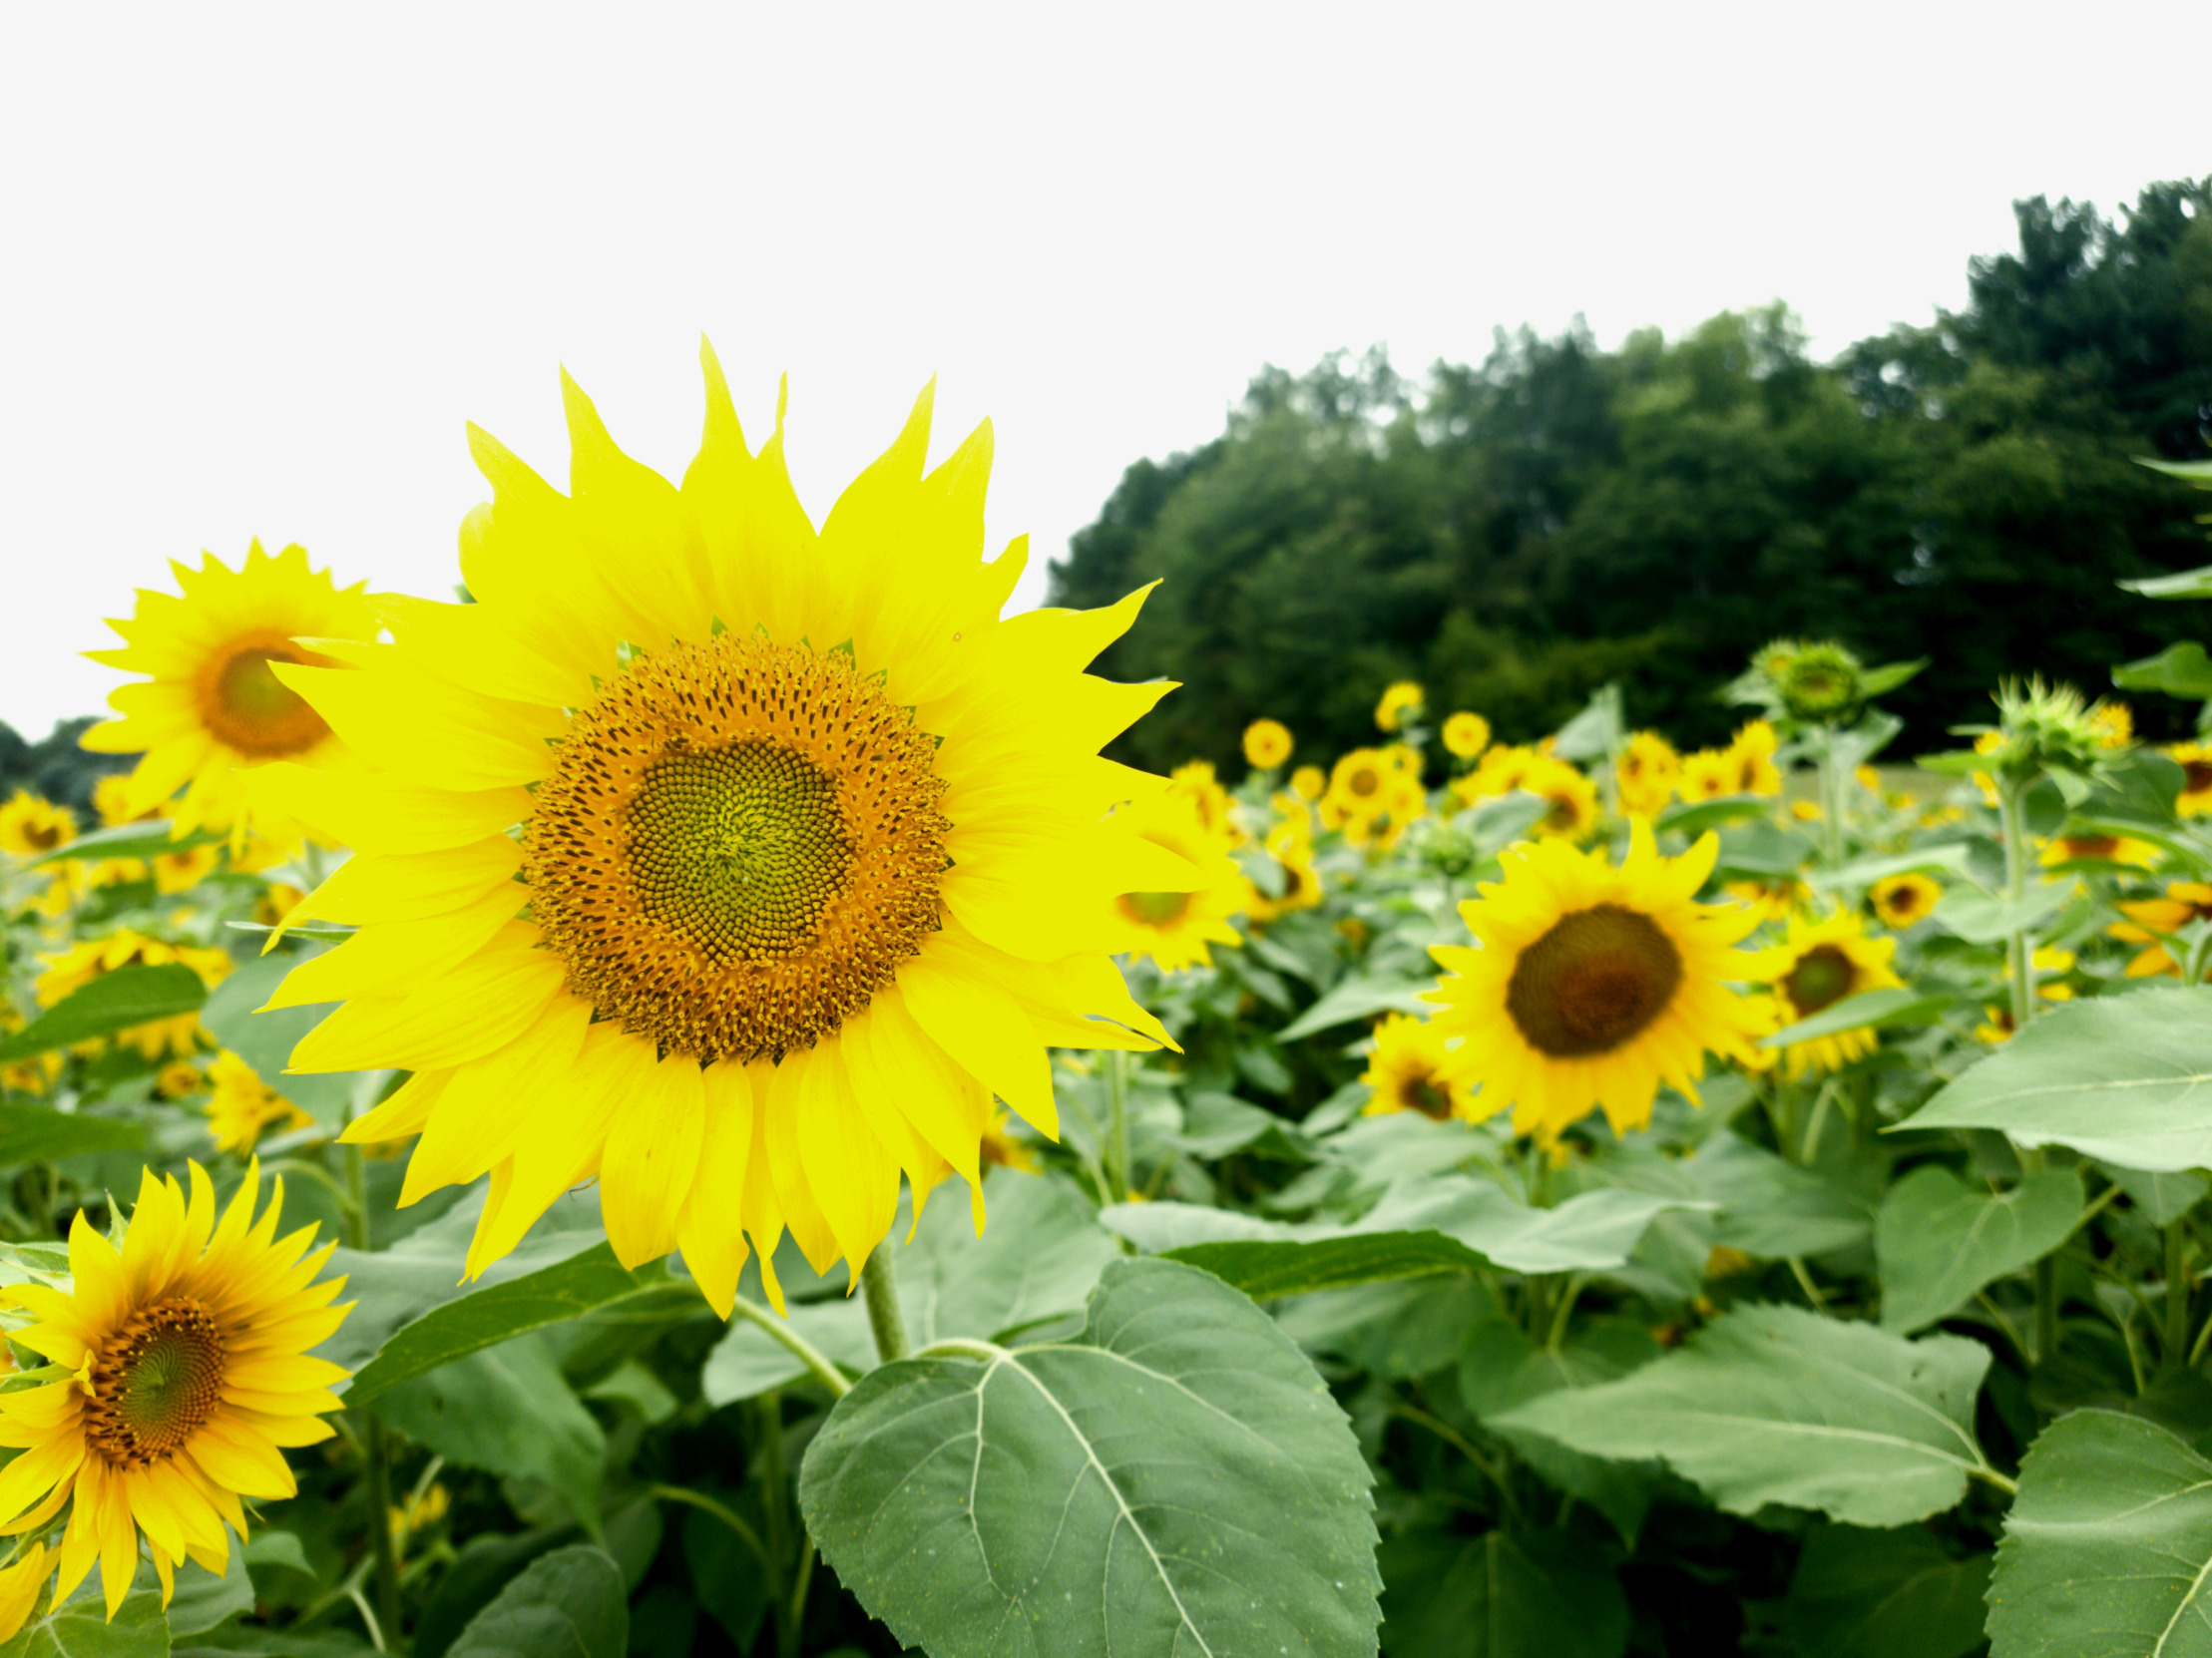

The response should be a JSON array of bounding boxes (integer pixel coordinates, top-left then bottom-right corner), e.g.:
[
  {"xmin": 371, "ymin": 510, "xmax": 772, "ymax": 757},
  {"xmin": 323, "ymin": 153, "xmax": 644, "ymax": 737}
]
[
  {"xmin": 1359, "ymin": 1014, "xmax": 1473, "ymax": 1120},
  {"xmin": 0, "ymin": 1164, "xmax": 348, "ymax": 1630},
  {"xmin": 1748, "ymin": 911, "xmax": 1903, "ymax": 1077},
  {"xmin": 256, "ymin": 353, "xmax": 1183, "ymax": 1309},
  {"xmin": 82, "ymin": 542, "xmax": 376, "ymax": 839},
  {"xmin": 1108, "ymin": 791, "xmax": 1245, "ymax": 971},
  {"xmin": 1427, "ymin": 823, "xmax": 1762, "ymax": 1142}
]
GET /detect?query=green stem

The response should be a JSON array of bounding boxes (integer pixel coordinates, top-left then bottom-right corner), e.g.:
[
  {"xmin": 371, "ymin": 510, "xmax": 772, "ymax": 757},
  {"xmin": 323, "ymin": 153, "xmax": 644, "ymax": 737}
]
[
  {"xmin": 1817, "ymin": 734, "xmax": 1844, "ymax": 868},
  {"xmin": 859, "ymin": 1246, "xmax": 910, "ymax": 1364},
  {"xmin": 649, "ymin": 1483, "xmax": 774, "ymax": 1575},
  {"xmin": 1544, "ymin": 1274, "xmax": 1583, "ymax": 1352},
  {"xmin": 1996, "ymin": 782, "xmax": 2037, "ymax": 1036},
  {"xmin": 1389, "ymin": 1405, "xmax": 1522, "ymax": 1524},
  {"xmin": 2035, "ymin": 1256, "xmax": 2059, "ymax": 1367},
  {"xmin": 2167, "ymin": 1221, "xmax": 2193, "ymax": 1371},
  {"xmin": 342, "ymin": 1143, "xmax": 405, "ymax": 1645},
  {"xmin": 725, "ymin": 1295, "xmax": 852, "ymax": 1398},
  {"xmin": 756, "ymin": 1396, "xmax": 798, "ymax": 1658},
  {"xmin": 1106, "ymin": 1049, "xmax": 1132, "ymax": 1203}
]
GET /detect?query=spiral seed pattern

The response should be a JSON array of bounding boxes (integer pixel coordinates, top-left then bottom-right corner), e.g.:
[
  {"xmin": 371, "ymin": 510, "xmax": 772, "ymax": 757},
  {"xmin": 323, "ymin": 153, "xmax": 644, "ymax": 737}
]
[{"xmin": 84, "ymin": 1296, "xmax": 227, "ymax": 1468}]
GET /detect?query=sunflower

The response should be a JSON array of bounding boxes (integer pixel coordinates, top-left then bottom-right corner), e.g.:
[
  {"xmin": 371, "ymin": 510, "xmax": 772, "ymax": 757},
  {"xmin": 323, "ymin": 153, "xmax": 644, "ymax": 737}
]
[
  {"xmin": 1375, "ymin": 681, "xmax": 1425, "ymax": 733},
  {"xmin": 204, "ymin": 1052, "xmax": 314, "ymax": 1154},
  {"xmin": 1108, "ymin": 791, "xmax": 1246, "ymax": 972},
  {"xmin": 1869, "ymin": 872, "xmax": 1942, "ymax": 929},
  {"xmin": 256, "ymin": 356, "xmax": 1182, "ymax": 1307},
  {"xmin": 1323, "ymin": 747, "xmax": 1396, "ymax": 832},
  {"xmin": 92, "ymin": 776, "xmax": 156, "ymax": 829},
  {"xmin": 1360, "ymin": 1014, "xmax": 1472, "ymax": 1120},
  {"xmin": 1290, "ymin": 765, "xmax": 1326, "ymax": 803},
  {"xmin": 1724, "ymin": 876, "xmax": 1810, "ymax": 924},
  {"xmin": 35, "ymin": 933, "xmax": 231, "ymax": 1062},
  {"xmin": 0, "ymin": 1163, "xmax": 348, "ymax": 1629},
  {"xmin": 1242, "ymin": 719, "xmax": 1293, "ymax": 771},
  {"xmin": 1245, "ymin": 805, "xmax": 1324, "ymax": 924},
  {"xmin": 0, "ymin": 794, "xmax": 76, "ymax": 858},
  {"xmin": 1525, "ymin": 757, "xmax": 1599, "ymax": 841},
  {"xmin": 0, "ymin": 1009, "xmax": 63, "ymax": 1098},
  {"xmin": 2090, "ymin": 700, "xmax": 2134, "ymax": 748},
  {"xmin": 81, "ymin": 542, "xmax": 376, "ymax": 840},
  {"xmin": 1676, "ymin": 748, "xmax": 1737, "ymax": 802},
  {"xmin": 978, "ymin": 1105, "xmax": 1042, "ymax": 1174},
  {"xmin": 1615, "ymin": 731, "xmax": 1679, "ymax": 818},
  {"xmin": 1728, "ymin": 720, "xmax": 1783, "ymax": 796},
  {"xmin": 155, "ymin": 1060, "xmax": 205, "ymax": 1100},
  {"xmin": 1426, "ymin": 823, "xmax": 1763, "ymax": 1142},
  {"xmin": 1168, "ymin": 759, "xmax": 1240, "ymax": 846},
  {"xmin": 1442, "ymin": 712, "xmax": 1491, "ymax": 760},
  {"xmin": 150, "ymin": 845, "xmax": 222, "ymax": 896},
  {"xmin": 1748, "ymin": 911, "xmax": 1903, "ymax": 1077},
  {"xmin": 2039, "ymin": 831, "xmax": 2158, "ymax": 870},
  {"xmin": 2109, "ymin": 881, "xmax": 2212, "ymax": 978},
  {"xmin": 2168, "ymin": 743, "xmax": 2212, "ymax": 816}
]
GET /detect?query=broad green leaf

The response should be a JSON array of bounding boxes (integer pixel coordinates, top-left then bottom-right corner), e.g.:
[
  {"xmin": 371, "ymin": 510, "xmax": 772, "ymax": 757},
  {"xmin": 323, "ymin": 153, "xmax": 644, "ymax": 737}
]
[
  {"xmin": 1810, "ymin": 842, "xmax": 1975, "ymax": 890},
  {"xmin": 1277, "ymin": 974, "xmax": 1435, "ymax": 1040},
  {"xmin": 28, "ymin": 820, "xmax": 225, "ymax": 869},
  {"xmin": 412, "ymin": 1529, "xmax": 572, "ymax": 1658},
  {"xmin": 1930, "ymin": 884, "xmax": 2068, "ymax": 943},
  {"xmin": 2099, "ymin": 1161, "xmax": 2209, "ymax": 1225},
  {"xmin": 2116, "ymin": 641, "xmax": 2212, "ymax": 698},
  {"xmin": 1877, "ymin": 1165, "xmax": 2085, "ymax": 1332},
  {"xmin": 1681, "ymin": 1132, "xmax": 1871, "ymax": 1258},
  {"xmin": 703, "ymin": 1170, "xmax": 1118, "ymax": 1403},
  {"xmin": 0, "ymin": 1587, "xmax": 167, "ymax": 1658},
  {"xmin": 1551, "ymin": 684, "xmax": 1623, "ymax": 762},
  {"xmin": 1784, "ymin": 1524, "xmax": 1991, "ymax": 1658},
  {"xmin": 239, "ymin": 1531, "xmax": 312, "ymax": 1580},
  {"xmin": 199, "ymin": 953, "xmax": 366, "ymax": 1125},
  {"xmin": 1760, "ymin": 987, "xmax": 1954, "ymax": 1048},
  {"xmin": 1496, "ymin": 1303, "xmax": 1994, "ymax": 1525},
  {"xmin": 347, "ymin": 1244, "xmax": 695, "ymax": 1408},
  {"xmin": 2122, "ymin": 565, "xmax": 2212, "ymax": 599},
  {"xmin": 165, "ymin": 1551, "xmax": 252, "ymax": 1639},
  {"xmin": 0, "ymin": 1107, "xmax": 144, "ymax": 1165},
  {"xmin": 1989, "ymin": 1409, "xmax": 2212, "ymax": 1657},
  {"xmin": 1903, "ymin": 987, "xmax": 2212, "ymax": 1171},
  {"xmin": 1655, "ymin": 796, "xmax": 1771, "ymax": 836},
  {"xmin": 680, "ymin": 1503, "xmax": 770, "ymax": 1652},
  {"xmin": 1279, "ymin": 1275, "xmax": 1495, "ymax": 1380},
  {"xmin": 375, "ymin": 1335, "xmax": 605, "ymax": 1529},
  {"xmin": 1378, "ymin": 1529, "xmax": 1628, "ymax": 1658},
  {"xmin": 0, "ymin": 965, "xmax": 206, "ymax": 1063},
  {"xmin": 1859, "ymin": 658, "xmax": 1930, "ymax": 699},
  {"xmin": 446, "ymin": 1544, "xmax": 628, "ymax": 1658},
  {"xmin": 798, "ymin": 1258, "xmax": 1382, "ymax": 1658},
  {"xmin": 1105, "ymin": 1177, "xmax": 1709, "ymax": 1294}
]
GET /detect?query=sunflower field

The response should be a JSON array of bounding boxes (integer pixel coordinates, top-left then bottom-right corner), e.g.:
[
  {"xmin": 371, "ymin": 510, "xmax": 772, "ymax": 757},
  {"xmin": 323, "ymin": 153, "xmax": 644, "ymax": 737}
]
[{"xmin": 6, "ymin": 367, "xmax": 2212, "ymax": 1658}]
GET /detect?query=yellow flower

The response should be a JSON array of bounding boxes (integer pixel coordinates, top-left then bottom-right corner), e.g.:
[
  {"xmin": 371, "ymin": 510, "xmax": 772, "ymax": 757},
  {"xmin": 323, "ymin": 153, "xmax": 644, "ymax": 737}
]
[
  {"xmin": 1748, "ymin": 911, "xmax": 1903, "ymax": 1078},
  {"xmin": 1323, "ymin": 747, "xmax": 1396, "ymax": 831},
  {"xmin": 1109, "ymin": 790, "xmax": 1246, "ymax": 972},
  {"xmin": 257, "ymin": 356, "xmax": 1180, "ymax": 1307},
  {"xmin": 1290, "ymin": 765, "xmax": 1326, "ymax": 802},
  {"xmin": 92, "ymin": 775, "xmax": 155, "ymax": 829},
  {"xmin": 1360, "ymin": 1014, "xmax": 1473, "ymax": 1120},
  {"xmin": 150, "ymin": 845, "xmax": 221, "ymax": 896},
  {"xmin": 1525, "ymin": 756, "xmax": 1599, "ymax": 841},
  {"xmin": 205, "ymin": 1052, "xmax": 314, "ymax": 1154},
  {"xmin": 1465, "ymin": 743, "xmax": 1539, "ymax": 799},
  {"xmin": 1245, "ymin": 812, "xmax": 1325, "ymax": 923},
  {"xmin": 1442, "ymin": 712, "xmax": 1492, "ymax": 760},
  {"xmin": 0, "ymin": 794, "xmax": 76, "ymax": 858},
  {"xmin": 1616, "ymin": 731, "xmax": 1680, "ymax": 819},
  {"xmin": 2090, "ymin": 701, "xmax": 2134, "ymax": 748},
  {"xmin": 1426, "ymin": 823, "xmax": 1764, "ymax": 1142},
  {"xmin": 2039, "ymin": 832, "xmax": 2159, "ymax": 870},
  {"xmin": 1869, "ymin": 873, "xmax": 1942, "ymax": 929},
  {"xmin": 0, "ymin": 1009, "xmax": 63, "ymax": 1098},
  {"xmin": 390, "ymin": 1480, "xmax": 451, "ymax": 1545},
  {"xmin": 978, "ymin": 1106, "xmax": 1040, "ymax": 1173},
  {"xmin": 1242, "ymin": 719, "xmax": 1293, "ymax": 771},
  {"xmin": 81, "ymin": 543, "xmax": 377, "ymax": 841},
  {"xmin": 1375, "ymin": 681, "xmax": 1425, "ymax": 733},
  {"xmin": 155, "ymin": 1060, "xmax": 205, "ymax": 1100},
  {"xmin": 35, "ymin": 932, "xmax": 231, "ymax": 1062},
  {"xmin": 1724, "ymin": 877, "xmax": 1809, "ymax": 924},
  {"xmin": 1168, "ymin": 759, "xmax": 1240, "ymax": 846},
  {"xmin": 1676, "ymin": 748, "xmax": 1736, "ymax": 802},
  {"xmin": 2109, "ymin": 881, "xmax": 2212, "ymax": 979},
  {"xmin": 1728, "ymin": 720, "xmax": 1783, "ymax": 796},
  {"xmin": 1789, "ymin": 800, "xmax": 1823, "ymax": 823},
  {"xmin": 2168, "ymin": 743, "xmax": 2212, "ymax": 816},
  {"xmin": 1854, "ymin": 764, "xmax": 1883, "ymax": 792},
  {"xmin": 0, "ymin": 1164, "xmax": 349, "ymax": 1620}
]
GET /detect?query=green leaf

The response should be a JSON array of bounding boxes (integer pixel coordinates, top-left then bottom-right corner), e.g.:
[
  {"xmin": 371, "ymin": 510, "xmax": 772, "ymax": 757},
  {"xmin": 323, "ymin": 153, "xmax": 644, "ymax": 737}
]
[
  {"xmin": 446, "ymin": 1544, "xmax": 628, "ymax": 1658},
  {"xmin": 198, "ymin": 953, "xmax": 366, "ymax": 1126},
  {"xmin": 1654, "ymin": 795, "xmax": 1773, "ymax": 837},
  {"xmin": 1760, "ymin": 987, "xmax": 1954, "ymax": 1049},
  {"xmin": 2114, "ymin": 640, "xmax": 2212, "ymax": 697},
  {"xmin": 1551, "ymin": 684, "xmax": 1623, "ymax": 763},
  {"xmin": 0, "ymin": 965, "xmax": 207, "ymax": 1063},
  {"xmin": 2121, "ymin": 561, "xmax": 2212, "ymax": 599},
  {"xmin": 1859, "ymin": 658, "xmax": 1930, "ymax": 699},
  {"xmin": 1102, "ymin": 1176, "xmax": 1711, "ymax": 1295},
  {"xmin": 798, "ymin": 1257, "xmax": 1382, "ymax": 1658},
  {"xmin": 702, "ymin": 1170, "xmax": 1118, "ymax": 1404},
  {"xmin": 1280, "ymin": 1275, "xmax": 1494, "ymax": 1380},
  {"xmin": 1929, "ymin": 884, "xmax": 2068, "ymax": 944},
  {"xmin": 27, "ymin": 821, "xmax": 225, "ymax": 869},
  {"xmin": 1877, "ymin": 1165, "xmax": 2085, "ymax": 1332},
  {"xmin": 1378, "ymin": 1529, "xmax": 1628, "ymax": 1658},
  {"xmin": 346, "ymin": 1244, "xmax": 693, "ymax": 1409},
  {"xmin": 375, "ymin": 1335, "xmax": 605, "ymax": 1529},
  {"xmin": 1902, "ymin": 987, "xmax": 2212, "ymax": 1172},
  {"xmin": 1784, "ymin": 1524, "xmax": 1991, "ymax": 1658},
  {"xmin": 239, "ymin": 1531, "xmax": 312, "ymax": 1581},
  {"xmin": 1495, "ymin": 1303, "xmax": 1993, "ymax": 1525},
  {"xmin": 1681, "ymin": 1132, "xmax": 1871, "ymax": 1258},
  {"xmin": 1809, "ymin": 842, "xmax": 1975, "ymax": 890},
  {"xmin": 0, "ymin": 1587, "xmax": 168, "ymax": 1658},
  {"xmin": 1988, "ymin": 1409, "xmax": 2212, "ymax": 1656},
  {"xmin": 165, "ymin": 1552, "xmax": 252, "ymax": 1639},
  {"xmin": 0, "ymin": 1107, "xmax": 145, "ymax": 1165},
  {"xmin": 2098, "ymin": 1161, "xmax": 2209, "ymax": 1225},
  {"xmin": 1277, "ymin": 974, "xmax": 1435, "ymax": 1040}
]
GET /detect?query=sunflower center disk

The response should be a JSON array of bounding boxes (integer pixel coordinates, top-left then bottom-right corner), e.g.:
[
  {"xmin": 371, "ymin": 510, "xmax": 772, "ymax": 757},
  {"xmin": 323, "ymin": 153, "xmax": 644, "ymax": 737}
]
[
  {"xmin": 1784, "ymin": 945, "xmax": 1856, "ymax": 1015},
  {"xmin": 1505, "ymin": 902, "xmax": 1684, "ymax": 1057},
  {"xmin": 85, "ymin": 1296, "xmax": 226, "ymax": 1468},
  {"xmin": 199, "ymin": 635, "xmax": 333, "ymax": 758},
  {"xmin": 1401, "ymin": 1073, "xmax": 1453, "ymax": 1119},
  {"xmin": 1120, "ymin": 890, "xmax": 1192, "ymax": 928},
  {"xmin": 528, "ymin": 634, "xmax": 950, "ymax": 1063}
]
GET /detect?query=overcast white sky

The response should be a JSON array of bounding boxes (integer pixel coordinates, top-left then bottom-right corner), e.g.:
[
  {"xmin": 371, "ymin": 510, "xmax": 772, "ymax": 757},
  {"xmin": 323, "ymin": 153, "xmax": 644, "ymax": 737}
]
[{"xmin": 1, "ymin": 3, "xmax": 2204, "ymax": 737}]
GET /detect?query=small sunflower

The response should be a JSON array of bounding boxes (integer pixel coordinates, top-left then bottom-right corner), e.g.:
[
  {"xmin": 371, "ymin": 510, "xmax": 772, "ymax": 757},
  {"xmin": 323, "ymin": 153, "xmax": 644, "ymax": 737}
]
[
  {"xmin": 204, "ymin": 1051, "xmax": 315, "ymax": 1154},
  {"xmin": 1525, "ymin": 756, "xmax": 1599, "ymax": 841},
  {"xmin": 1869, "ymin": 873, "xmax": 1942, "ymax": 929},
  {"xmin": 1108, "ymin": 792, "xmax": 1245, "ymax": 972},
  {"xmin": 92, "ymin": 776, "xmax": 157, "ymax": 829},
  {"xmin": 259, "ymin": 356, "xmax": 1181, "ymax": 1305},
  {"xmin": 2039, "ymin": 831, "xmax": 2158, "ymax": 870},
  {"xmin": 0, "ymin": 1009, "xmax": 63, "ymax": 1098},
  {"xmin": 1426, "ymin": 823, "xmax": 1763, "ymax": 1142},
  {"xmin": 1724, "ymin": 876, "xmax": 1810, "ymax": 924},
  {"xmin": 1676, "ymin": 748, "xmax": 1737, "ymax": 802},
  {"xmin": 1360, "ymin": 1014, "xmax": 1473, "ymax": 1120},
  {"xmin": 2090, "ymin": 700, "xmax": 2134, "ymax": 748},
  {"xmin": 1245, "ymin": 807, "xmax": 1324, "ymax": 924},
  {"xmin": 1241, "ymin": 719, "xmax": 1293, "ymax": 771},
  {"xmin": 0, "ymin": 794, "xmax": 76, "ymax": 858},
  {"xmin": 979, "ymin": 1105, "xmax": 1041, "ymax": 1173},
  {"xmin": 1290, "ymin": 765, "xmax": 1326, "ymax": 803},
  {"xmin": 150, "ymin": 845, "xmax": 222, "ymax": 896},
  {"xmin": 35, "ymin": 932, "xmax": 231, "ymax": 1062},
  {"xmin": 1168, "ymin": 760, "xmax": 1241, "ymax": 847},
  {"xmin": 0, "ymin": 1164, "xmax": 349, "ymax": 1627},
  {"xmin": 1375, "ymin": 681, "xmax": 1425, "ymax": 733},
  {"xmin": 82, "ymin": 543, "xmax": 377, "ymax": 841},
  {"xmin": 2110, "ymin": 881, "xmax": 2212, "ymax": 978},
  {"xmin": 155, "ymin": 1060, "xmax": 205, "ymax": 1100},
  {"xmin": 1323, "ymin": 747, "xmax": 1396, "ymax": 832},
  {"xmin": 2167, "ymin": 743, "xmax": 2212, "ymax": 816},
  {"xmin": 1442, "ymin": 712, "xmax": 1492, "ymax": 760},
  {"xmin": 1616, "ymin": 731, "xmax": 1680, "ymax": 818},
  {"xmin": 1728, "ymin": 720, "xmax": 1783, "ymax": 796},
  {"xmin": 1748, "ymin": 911, "xmax": 1903, "ymax": 1077}
]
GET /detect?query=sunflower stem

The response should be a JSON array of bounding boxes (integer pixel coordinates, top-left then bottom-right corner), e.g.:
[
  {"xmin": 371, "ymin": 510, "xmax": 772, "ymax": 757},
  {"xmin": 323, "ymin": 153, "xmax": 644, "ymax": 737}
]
[
  {"xmin": 859, "ymin": 1247, "xmax": 910, "ymax": 1365},
  {"xmin": 2166, "ymin": 1221, "xmax": 2192, "ymax": 1371},
  {"xmin": 1106, "ymin": 1049, "xmax": 1132, "ymax": 1203},
  {"xmin": 725, "ymin": 1295, "xmax": 852, "ymax": 1399},
  {"xmin": 1996, "ymin": 781, "xmax": 2038, "ymax": 1037},
  {"xmin": 342, "ymin": 1141, "xmax": 406, "ymax": 1645},
  {"xmin": 1815, "ymin": 731, "xmax": 1845, "ymax": 869}
]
